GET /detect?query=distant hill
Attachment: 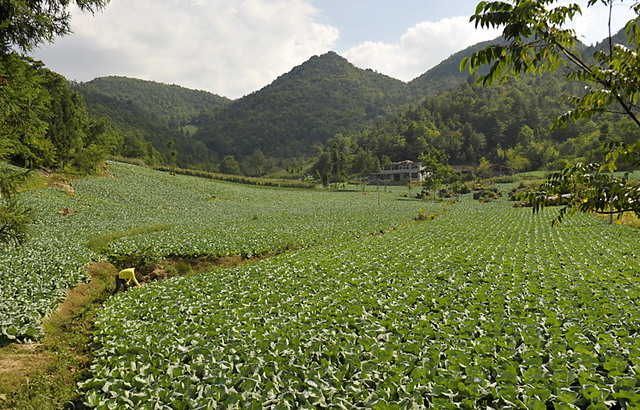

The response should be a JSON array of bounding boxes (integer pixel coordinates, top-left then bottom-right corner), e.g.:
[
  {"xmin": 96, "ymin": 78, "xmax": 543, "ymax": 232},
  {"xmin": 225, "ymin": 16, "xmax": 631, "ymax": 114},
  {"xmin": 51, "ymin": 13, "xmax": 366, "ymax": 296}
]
[
  {"xmin": 407, "ymin": 32, "xmax": 596, "ymax": 98},
  {"xmin": 341, "ymin": 30, "xmax": 639, "ymax": 172},
  {"xmin": 71, "ymin": 32, "xmax": 624, "ymax": 172},
  {"xmin": 72, "ymin": 48, "xmax": 498, "ymax": 164},
  {"xmin": 408, "ymin": 39, "xmax": 499, "ymax": 96},
  {"xmin": 192, "ymin": 52, "xmax": 413, "ymax": 158},
  {"xmin": 77, "ymin": 76, "xmax": 230, "ymax": 127},
  {"xmin": 74, "ymin": 77, "xmax": 224, "ymax": 168}
]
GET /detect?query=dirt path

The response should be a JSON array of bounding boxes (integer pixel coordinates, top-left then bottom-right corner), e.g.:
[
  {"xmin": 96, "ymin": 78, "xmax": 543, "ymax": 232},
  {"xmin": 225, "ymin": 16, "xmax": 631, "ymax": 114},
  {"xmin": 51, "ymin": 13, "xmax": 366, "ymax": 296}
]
[{"xmin": 0, "ymin": 261, "xmax": 115, "ymax": 409}]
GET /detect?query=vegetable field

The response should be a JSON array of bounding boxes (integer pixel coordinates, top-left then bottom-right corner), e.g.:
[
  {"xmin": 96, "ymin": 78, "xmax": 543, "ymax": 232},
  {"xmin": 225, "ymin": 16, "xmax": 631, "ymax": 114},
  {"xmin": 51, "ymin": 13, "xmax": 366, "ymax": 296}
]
[
  {"xmin": 0, "ymin": 162, "xmax": 428, "ymax": 343},
  {"xmin": 82, "ymin": 200, "xmax": 640, "ymax": 408}
]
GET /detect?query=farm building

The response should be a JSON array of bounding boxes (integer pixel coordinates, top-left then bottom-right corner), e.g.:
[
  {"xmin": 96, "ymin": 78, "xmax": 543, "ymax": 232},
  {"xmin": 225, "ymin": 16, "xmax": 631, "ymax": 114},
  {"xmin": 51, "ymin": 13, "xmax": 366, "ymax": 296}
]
[{"xmin": 371, "ymin": 160, "xmax": 425, "ymax": 182}]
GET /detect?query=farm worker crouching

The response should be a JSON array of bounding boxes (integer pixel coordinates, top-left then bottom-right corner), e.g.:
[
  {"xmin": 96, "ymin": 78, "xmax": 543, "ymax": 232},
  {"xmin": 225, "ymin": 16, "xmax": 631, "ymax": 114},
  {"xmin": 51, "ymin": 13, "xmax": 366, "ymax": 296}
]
[{"xmin": 114, "ymin": 267, "xmax": 141, "ymax": 293}]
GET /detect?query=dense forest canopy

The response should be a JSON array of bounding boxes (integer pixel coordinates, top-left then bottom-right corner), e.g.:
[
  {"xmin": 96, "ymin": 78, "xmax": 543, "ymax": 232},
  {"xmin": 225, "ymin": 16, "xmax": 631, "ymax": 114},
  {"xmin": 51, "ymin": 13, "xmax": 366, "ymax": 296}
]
[
  {"xmin": 73, "ymin": 78, "xmax": 229, "ymax": 169},
  {"xmin": 346, "ymin": 73, "xmax": 639, "ymax": 171},
  {"xmin": 192, "ymin": 52, "xmax": 414, "ymax": 159},
  {"xmin": 76, "ymin": 76, "xmax": 230, "ymax": 127}
]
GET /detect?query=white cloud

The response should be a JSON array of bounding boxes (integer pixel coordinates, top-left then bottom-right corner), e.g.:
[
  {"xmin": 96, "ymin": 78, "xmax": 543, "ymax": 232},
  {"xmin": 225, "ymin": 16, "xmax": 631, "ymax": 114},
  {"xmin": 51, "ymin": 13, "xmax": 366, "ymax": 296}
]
[
  {"xmin": 568, "ymin": 0, "xmax": 636, "ymax": 45},
  {"xmin": 32, "ymin": 0, "xmax": 339, "ymax": 98},
  {"xmin": 31, "ymin": 1, "xmax": 634, "ymax": 99},
  {"xmin": 342, "ymin": 16, "xmax": 500, "ymax": 82}
]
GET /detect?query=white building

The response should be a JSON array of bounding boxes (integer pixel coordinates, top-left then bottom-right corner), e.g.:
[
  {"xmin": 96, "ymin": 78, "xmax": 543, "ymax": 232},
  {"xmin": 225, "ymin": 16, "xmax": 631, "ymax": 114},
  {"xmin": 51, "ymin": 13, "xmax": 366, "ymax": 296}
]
[{"xmin": 372, "ymin": 160, "xmax": 425, "ymax": 182}]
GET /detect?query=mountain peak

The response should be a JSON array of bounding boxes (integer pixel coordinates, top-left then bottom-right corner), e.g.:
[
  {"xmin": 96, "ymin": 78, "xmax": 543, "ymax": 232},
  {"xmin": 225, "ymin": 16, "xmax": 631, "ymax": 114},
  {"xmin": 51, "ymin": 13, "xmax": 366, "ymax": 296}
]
[
  {"xmin": 282, "ymin": 51, "xmax": 354, "ymax": 80},
  {"xmin": 193, "ymin": 51, "xmax": 411, "ymax": 158}
]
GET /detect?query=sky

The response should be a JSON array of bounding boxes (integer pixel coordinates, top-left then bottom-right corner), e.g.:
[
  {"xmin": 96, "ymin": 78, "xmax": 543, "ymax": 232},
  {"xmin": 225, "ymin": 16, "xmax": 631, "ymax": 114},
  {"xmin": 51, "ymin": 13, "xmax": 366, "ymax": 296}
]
[{"xmin": 30, "ymin": 0, "xmax": 636, "ymax": 99}]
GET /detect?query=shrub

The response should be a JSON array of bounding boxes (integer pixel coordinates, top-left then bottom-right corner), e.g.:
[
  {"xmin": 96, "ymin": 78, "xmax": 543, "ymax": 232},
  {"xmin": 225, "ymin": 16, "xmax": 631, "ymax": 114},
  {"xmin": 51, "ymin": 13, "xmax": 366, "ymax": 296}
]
[
  {"xmin": 473, "ymin": 188, "xmax": 502, "ymax": 202},
  {"xmin": 450, "ymin": 181, "xmax": 472, "ymax": 195}
]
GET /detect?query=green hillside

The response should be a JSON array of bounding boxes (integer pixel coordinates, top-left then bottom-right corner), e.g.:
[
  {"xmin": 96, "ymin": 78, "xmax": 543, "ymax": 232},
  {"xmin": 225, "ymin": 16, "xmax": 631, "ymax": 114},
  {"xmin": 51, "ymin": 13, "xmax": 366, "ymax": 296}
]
[
  {"xmin": 408, "ymin": 39, "xmax": 498, "ymax": 96},
  {"xmin": 74, "ymin": 78, "xmax": 226, "ymax": 168},
  {"xmin": 331, "ymin": 33, "xmax": 639, "ymax": 174},
  {"xmin": 192, "ymin": 52, "xmax": 413, "ymax": 158},
  {"xmin": 77, "ymin": 76, "xmax": 230, "ymax": 127},
  {"xmin": 71, "ymin": 32, "xmax": 636, "ymax": 175}
]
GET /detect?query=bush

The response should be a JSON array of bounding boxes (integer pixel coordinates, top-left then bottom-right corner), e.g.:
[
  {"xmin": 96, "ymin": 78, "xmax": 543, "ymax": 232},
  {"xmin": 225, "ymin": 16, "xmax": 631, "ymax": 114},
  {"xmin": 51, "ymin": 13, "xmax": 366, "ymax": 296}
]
[
  {"xmin": 106, "ymin": 246, "xmax": 161, "ymax": 274},
  {"xmin": 450, "ymin": 181, "xmax": 472, "ymax": 195},
  {"xmin": 438, "ymin": 188, "xmax": 453, "ymax": 198},
  {"xmin": 415, "ymin": 208, "xmax": 439, "ymax": 221},
  {"xmin": 473, "ymin": 188, "xmax": 502, "ymax": 202}
]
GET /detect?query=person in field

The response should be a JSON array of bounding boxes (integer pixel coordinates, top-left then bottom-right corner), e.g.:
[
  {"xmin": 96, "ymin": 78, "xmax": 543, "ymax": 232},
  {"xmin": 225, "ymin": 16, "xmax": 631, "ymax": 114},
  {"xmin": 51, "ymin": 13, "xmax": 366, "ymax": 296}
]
[{"xmin": 114, "ymin": 267, "xmax": 141, "ymax": 293}]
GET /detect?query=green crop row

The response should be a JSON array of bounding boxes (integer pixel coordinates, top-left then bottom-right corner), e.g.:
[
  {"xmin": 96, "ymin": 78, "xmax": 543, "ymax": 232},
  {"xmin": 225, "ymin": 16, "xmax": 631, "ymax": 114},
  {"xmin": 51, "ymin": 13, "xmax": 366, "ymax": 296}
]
[
  {"xmin": 82, "ymin": 200, "xmax": 640, "ymax": 408},
  {"xmin": 152, "ymin": 165, "xmax": 317, "ymax": 189},
  {"xmin": 0, "ymin": 162, "xmax": 427, "ymax": 343}
]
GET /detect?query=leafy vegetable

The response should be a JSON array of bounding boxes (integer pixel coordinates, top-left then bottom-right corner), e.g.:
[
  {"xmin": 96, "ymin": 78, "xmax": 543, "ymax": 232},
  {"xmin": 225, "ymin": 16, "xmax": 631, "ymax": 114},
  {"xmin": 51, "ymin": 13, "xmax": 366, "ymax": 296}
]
[{"xmin": 82, "ymin": 199, "xmax": 640, "ymax": 408}]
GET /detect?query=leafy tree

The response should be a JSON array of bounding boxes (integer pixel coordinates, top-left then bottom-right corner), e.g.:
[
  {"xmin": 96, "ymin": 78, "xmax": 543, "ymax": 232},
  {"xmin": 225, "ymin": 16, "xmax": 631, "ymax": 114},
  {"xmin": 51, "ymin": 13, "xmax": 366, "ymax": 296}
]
[
  {"xmin": 0, "ymin": 53, "xmax": 53, "ymax": 168},
  {"xmin": 167, "ymin": 140, "xmax": 178, "ymax": 174},
  {"xmin": 329, "ymin": 142, "xmax": 348, "ymax": 187},
  {"xmin": 477, "ymin": 156, "xmax": 494, "ymax": 179},
  {"xmin": 463, "ymin": 0, "xmax": 640, "ymax": 222},
  {"xmin": 219, "ymin": 155, "xmax": 241, "ymax": 175},
  {"xmin": 75, "ymin": 117, "xmax": 122, "ymax": 173},
  {"xmin": 312, "ymin": 152, "xmax": 331, "ymax": 187},
  {"xmin": 1, "ymin": 0, "xmax": 109, "ymax": 53},
  {"xmin": 350, "ymin": 149, "xmax": 380, "ymax": 177},
  {"xmin": 249, "ymin": 149, "xmax": 268, "ymax": 176},
  {"xmin": 0, "ymin": 168, "xmax": 33, "ymax": 246},
  {"xmin": 498, "ymin": 146, "xmax": 532, "ymax": 173},
  {"xmin": 419, "ymin": 147, "xmax": 453, "ymax": 196},
  {"xmin": 1, "ymin": 53, "xmax": 122, "ymax": 172},
  {"xmin": 41, "ymin": 67, "xmax": 87, "ymax": 168}
]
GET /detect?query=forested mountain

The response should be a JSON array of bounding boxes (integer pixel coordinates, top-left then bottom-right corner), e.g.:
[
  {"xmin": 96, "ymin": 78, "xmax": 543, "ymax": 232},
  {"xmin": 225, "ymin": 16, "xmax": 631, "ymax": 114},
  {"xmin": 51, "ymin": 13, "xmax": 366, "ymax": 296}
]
[
  {"xmin": 310, "ymin": 31, "xmax": 640, "ymax": 182},
  {"xmin": 408, "ymin": 39, "xmax": 498, "ymax": 96},
  {"xmin": 73, "ymin": 77, "xmax": 233, "ymax": 169},
  {"xmin": 192, "ymin": 52, "xmax": 414, "ymax": 158},
  {"xmin": 76, "ymin": 76, "xmax": 230, "ymax": 127},
  {"xmin": 74, "ymin": 82, "xmax": 218, "ymax": 168},
  {"xmin": 61, "ymin": 29, "xmax": 637, "ymax": 177}
]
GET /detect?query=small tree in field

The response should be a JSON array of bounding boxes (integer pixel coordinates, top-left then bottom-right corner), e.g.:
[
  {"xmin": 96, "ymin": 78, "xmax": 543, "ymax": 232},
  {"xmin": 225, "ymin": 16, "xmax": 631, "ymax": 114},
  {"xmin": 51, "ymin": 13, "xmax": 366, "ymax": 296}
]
[
  {"xmin": 462, "ymin": 0, "xmax": 640, "ymax": 224},
  {"xmin": 166, "ymin": 140, "xmax": 178, "ymax": 175},
  {"xmin": 220, "ymin": 155, "xmax": 242, "ymax": 175},
  {"xmin": 420, "ymin": 147, "xmax": 453, "ymax": 197},
  {"xmin": 477, "ymin": 156, "xmax": 494, "ymax": 179}
]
